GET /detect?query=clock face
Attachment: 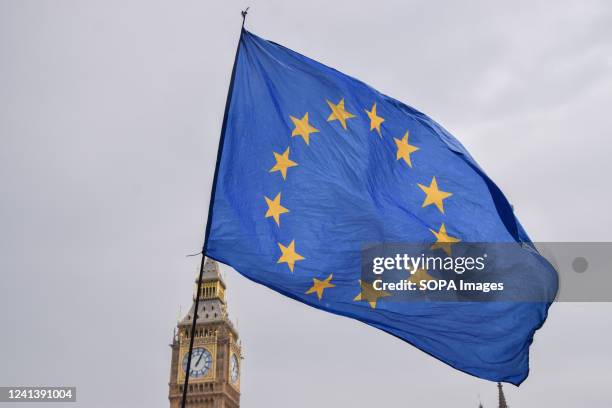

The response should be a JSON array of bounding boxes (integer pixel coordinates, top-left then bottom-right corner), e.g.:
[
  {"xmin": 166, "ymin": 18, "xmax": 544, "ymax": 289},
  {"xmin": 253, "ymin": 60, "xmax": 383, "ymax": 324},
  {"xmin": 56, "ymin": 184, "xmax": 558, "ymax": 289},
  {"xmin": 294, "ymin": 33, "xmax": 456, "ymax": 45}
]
[
  {"xmin": 182, "ymin": 348, "xmax": 212, "ymax": 378},
  {"xmin": 230, "ymin": 353, "xmax": 239, "ymax": 383}
]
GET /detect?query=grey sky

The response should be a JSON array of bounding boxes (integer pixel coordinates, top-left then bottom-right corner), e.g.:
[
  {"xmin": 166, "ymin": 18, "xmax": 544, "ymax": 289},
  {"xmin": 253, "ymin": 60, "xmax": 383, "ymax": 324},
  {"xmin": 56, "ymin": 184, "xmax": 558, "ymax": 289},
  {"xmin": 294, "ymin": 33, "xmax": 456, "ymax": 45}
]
[{"xmin": 1, "ymin": 0, "xmax": 611, "ymax": 407}]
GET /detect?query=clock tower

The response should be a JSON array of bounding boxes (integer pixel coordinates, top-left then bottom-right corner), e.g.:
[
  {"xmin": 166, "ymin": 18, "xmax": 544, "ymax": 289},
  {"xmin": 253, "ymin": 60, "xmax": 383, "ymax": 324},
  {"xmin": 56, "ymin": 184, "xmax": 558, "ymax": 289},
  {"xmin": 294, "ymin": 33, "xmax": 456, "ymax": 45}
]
[{"xmin": 168, "ymin": 258, "xmax": 242, "ymax": 408}]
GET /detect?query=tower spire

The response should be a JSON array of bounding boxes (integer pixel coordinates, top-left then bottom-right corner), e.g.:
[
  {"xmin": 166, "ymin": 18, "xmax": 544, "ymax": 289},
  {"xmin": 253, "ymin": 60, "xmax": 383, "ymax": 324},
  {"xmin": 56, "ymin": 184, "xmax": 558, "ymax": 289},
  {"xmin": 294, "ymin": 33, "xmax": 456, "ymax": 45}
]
[
  {"xmin": 169, "ymin": 258, "xmax": 242, "ymax": 407},
  {"xmin": 497, "ymin": 382, "xmax": 508, "ymax": 408},
  {"xmin": 179, "ymin": 258, "xmax": 230, "ymax": 326}
]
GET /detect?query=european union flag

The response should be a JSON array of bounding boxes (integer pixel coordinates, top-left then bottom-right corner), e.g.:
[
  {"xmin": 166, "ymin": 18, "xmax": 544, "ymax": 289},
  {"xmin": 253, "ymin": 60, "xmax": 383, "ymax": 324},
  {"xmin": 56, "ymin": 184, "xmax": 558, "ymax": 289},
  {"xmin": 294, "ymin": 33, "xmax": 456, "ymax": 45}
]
[{"xmin": 204, "ymin": 29, "xmax": 557, "ymax": 384}]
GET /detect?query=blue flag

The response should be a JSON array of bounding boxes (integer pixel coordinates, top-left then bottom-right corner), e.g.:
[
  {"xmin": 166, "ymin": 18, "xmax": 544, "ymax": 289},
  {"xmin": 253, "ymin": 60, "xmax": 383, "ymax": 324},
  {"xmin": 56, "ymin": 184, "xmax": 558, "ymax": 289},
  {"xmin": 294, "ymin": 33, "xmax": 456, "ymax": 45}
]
[{"xmin": 204, "ymin": 29, "xmax": 557, "ymax": 384}]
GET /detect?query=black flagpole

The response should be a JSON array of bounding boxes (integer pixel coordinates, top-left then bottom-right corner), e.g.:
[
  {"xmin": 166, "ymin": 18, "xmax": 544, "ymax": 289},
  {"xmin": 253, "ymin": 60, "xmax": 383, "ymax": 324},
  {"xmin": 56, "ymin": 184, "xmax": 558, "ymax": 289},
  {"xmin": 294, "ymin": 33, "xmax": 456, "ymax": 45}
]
[{"xmin": 180, "ymin": 8, "xmax": 248, "ymax": 408}]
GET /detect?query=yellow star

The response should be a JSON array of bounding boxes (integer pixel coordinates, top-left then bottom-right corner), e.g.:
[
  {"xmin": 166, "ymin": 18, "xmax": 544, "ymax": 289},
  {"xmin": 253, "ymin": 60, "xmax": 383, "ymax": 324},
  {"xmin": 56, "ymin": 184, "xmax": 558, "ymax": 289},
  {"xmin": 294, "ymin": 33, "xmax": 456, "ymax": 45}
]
[
  {"xmin": 290, "ymin": 113, "xmax": 319, "ymax": 145},
  {"xmin": 305, "ymin": 274, "xmax": 336, "ymax": 300},
  {"xmin": 269, "ymin": 148, "xmax": 298, "ymax": 180},
  {"xmin": 417, "ymin": 176, "xmax": 453, "ymax": 214},
  {"xmin": 364, "ymin": 103, "xmax": 384, "ymax": 137},
  {"xmin": 394, "ymin": 131, "xmax": 419, "ymax": 167},
  {"xmin": 429, "ymin": 223, "xmax": 461, "ymax": 256},
  {"xmin": 408, "ymin": 268, "xmax": 435, "ymax": 284},
  {"xmin": 353, "ymin": 280, "xmax": 391, "ymax": 309},
  {"xmin": 326, "ymin": 98, "xmax": 355, "ymax": 130},
  {"xmin": 277, "ymin": 240, "xmax": 305, "ymax": 272},
  {"xmin": 264, "ymin": 193, "xmax": 289, "ymax": 226}
]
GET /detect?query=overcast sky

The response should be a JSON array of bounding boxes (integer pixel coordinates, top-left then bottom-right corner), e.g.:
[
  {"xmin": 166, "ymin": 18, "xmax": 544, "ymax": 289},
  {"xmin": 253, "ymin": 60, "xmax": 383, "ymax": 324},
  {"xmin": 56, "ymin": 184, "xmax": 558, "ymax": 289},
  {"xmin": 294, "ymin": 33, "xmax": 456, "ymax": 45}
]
[{"xmin": 1, "ymin": 1, "xmax": 611, "ymax": 407}]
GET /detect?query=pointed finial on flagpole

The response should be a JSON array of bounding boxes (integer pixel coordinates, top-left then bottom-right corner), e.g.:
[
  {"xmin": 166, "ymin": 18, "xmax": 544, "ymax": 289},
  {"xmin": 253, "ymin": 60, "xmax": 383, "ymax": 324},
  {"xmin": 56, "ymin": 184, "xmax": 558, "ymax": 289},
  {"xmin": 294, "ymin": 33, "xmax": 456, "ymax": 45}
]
[{"xmin": 241, "ymin": 7, "xmax": 250, "ymax": 28}]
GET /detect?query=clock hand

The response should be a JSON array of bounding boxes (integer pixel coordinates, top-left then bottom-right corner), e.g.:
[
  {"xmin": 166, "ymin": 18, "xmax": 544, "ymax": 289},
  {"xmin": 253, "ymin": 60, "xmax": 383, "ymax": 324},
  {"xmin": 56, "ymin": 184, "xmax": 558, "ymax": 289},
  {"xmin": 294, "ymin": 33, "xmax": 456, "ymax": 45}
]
[{"xmin": 195, "ymin": 352, "xmax": 203, "ymax": 366}]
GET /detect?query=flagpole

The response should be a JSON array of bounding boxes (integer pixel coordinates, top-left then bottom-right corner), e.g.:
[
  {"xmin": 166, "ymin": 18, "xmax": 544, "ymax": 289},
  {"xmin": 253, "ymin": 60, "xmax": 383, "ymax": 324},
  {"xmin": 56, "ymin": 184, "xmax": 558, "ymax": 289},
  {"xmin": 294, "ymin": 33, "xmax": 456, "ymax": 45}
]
[{"xmin": 180, "ymin": 8, "xmax": 248, "ymax": 408}]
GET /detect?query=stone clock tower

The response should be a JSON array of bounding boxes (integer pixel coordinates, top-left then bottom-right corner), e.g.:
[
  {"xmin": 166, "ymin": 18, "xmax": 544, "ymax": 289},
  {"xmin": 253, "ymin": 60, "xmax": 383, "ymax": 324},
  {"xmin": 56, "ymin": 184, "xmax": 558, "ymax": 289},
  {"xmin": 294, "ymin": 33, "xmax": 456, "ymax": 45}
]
[{"xmin": 168, "ymin": 258, "xmax": 242, "ymax": 408}]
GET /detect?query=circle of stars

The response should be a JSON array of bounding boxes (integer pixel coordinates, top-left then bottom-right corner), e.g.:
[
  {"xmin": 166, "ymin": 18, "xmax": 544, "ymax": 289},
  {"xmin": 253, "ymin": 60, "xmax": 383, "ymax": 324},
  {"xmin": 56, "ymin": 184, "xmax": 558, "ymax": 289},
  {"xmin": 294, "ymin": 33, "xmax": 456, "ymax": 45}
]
[{"xmin": 264, "ymin": 97, "xmax": 459, "ymax": 308}]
